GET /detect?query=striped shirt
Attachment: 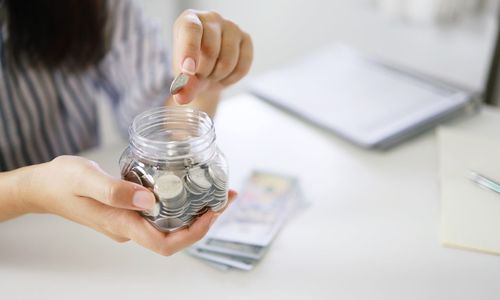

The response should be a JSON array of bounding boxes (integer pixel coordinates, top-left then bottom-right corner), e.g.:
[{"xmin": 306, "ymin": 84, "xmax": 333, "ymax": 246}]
[{"xmin": 0, "ymin": 0, "xmax": 172, "ymax": 171}]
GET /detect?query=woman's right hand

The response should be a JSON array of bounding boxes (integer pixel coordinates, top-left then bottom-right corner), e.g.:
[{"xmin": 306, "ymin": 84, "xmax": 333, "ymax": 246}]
[{"xmin": 13, "ymin": 155, "xmax": 235, "ymax": 256}]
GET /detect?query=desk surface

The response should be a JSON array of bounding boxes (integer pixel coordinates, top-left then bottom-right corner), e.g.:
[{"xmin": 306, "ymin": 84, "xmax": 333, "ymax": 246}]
[{"xmin": 2, "ymin": 94, "xmax": 500, "ymax": 300}]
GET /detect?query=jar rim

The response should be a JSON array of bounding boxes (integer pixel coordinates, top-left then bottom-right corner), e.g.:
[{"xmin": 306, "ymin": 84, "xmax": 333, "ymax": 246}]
[{"xmin": 129, "ymin": 106, "xmax": 216, "ymax": 163}]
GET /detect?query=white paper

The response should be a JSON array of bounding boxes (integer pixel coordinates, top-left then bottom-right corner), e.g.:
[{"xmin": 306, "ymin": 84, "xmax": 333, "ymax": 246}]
[{"xmin": 438, "ymin": 127, "xmax": 500, "ymax": 255}]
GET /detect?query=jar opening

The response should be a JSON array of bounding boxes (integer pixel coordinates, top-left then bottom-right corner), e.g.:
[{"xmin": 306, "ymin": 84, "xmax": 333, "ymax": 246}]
[{"xmin": 129, "ymin": 107, "xmax": 216, "ymax": 163}]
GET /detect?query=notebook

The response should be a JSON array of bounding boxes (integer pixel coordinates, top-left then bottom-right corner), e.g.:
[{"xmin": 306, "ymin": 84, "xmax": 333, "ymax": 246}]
[
  {"xmin": 249, "ymin": 45, "xmax": 474, "ymax": 149},
  {"xmin": 438, "ymin": 126, "xmax": 500, "ymax": 255}
]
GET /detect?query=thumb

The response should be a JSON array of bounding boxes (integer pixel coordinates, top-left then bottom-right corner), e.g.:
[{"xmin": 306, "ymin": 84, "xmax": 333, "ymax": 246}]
[
  {"xmin": 74, "ymin": 162, "xmax": 156, "ymax": 211},
  {"xmin": 173, "ymin": 75, "xmax": 209, "ymax": 104}
]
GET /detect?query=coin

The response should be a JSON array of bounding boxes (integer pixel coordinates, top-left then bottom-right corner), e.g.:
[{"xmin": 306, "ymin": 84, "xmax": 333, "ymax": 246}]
[
  {"xmin": 124, "ymin": 170, "xmax": 142, "ymax": 185},
  {"xmin": 153, "ymin": 217, "xmax": 185, "ymax": 231},
  {"xmin": 208, "ymin": 164, "xmax": 227, "ymax": 189},
  {"xmin": 169, "ymin": 73, "xmax": 189, "ymax": 94},
  {"xmin": 143, "ymin": 201, "xmax": 161, "ymax": 218},
  {"xmin": 122, "ymin": 155, "xmax": 228, "ymax": 232},
  {"xmin": 155, "ymin": 174, "xmax": 184, "ymax": 200},
  {"xmin": 131, "ymin": 166, "xmax": 155, "ymax": 188},
  {"xmin": 162, "ymin": 191, "xmax": 188, "ymax": 210},
  {"xmin": 187, "ymin": 167, "xmax": 212, "ymax": 190}
]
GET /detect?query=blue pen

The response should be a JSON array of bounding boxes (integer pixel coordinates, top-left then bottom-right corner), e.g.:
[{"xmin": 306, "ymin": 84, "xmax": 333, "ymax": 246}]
[{"xmin": 469, "ymin": 171, "xmax": 500, "ymax": 194}]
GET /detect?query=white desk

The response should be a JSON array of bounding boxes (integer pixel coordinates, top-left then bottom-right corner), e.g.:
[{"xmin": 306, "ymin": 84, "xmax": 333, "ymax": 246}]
[{"xmin": 2, "ymin": 94, "xmax": 500, "ymax": 299}]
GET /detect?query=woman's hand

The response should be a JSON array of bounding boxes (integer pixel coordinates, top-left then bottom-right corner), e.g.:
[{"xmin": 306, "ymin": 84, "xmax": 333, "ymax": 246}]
[
  {"xmin": 171, "ymin": 9, "xmax": 253, "ymax": 104},
  {"xmin": 13, "ymin": 156, "xmax": 236, "ymax": 256}
]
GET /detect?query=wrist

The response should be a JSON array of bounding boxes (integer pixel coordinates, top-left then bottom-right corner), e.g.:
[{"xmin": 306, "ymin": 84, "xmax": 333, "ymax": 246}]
[
  {"xmin": 0, "ymin": 166, "xmax": 33, "ymax": 221},
  {"xmin": 8, "ymin": 164, "xmax": 47, "ymax": 215},
  {"xmin": 188, "ymin": 87, "xmax": 222, "ymax": 117}
]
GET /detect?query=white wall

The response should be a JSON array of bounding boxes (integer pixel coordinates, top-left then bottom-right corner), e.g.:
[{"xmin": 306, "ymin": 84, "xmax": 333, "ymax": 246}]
[
  {"xmin": 181, "ymin": 0, "xmax": 497, "ymax": 93},
  {"xmin": 99, "ymin": 0, "xmax": 498, "ymax": 146},
  {"xmin": 141, "ymin": 0, "xmax": 183, "ymax": 46}
]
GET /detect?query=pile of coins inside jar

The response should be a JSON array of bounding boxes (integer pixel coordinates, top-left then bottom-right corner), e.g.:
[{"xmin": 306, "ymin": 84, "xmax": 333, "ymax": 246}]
[{"xmin": 122, "ymin": 160, "xmax": 228, "ymax": 232}]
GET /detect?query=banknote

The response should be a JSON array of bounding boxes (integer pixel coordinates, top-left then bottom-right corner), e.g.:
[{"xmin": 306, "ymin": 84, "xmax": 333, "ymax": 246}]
[
  {"xmin": 187, "ymin": 171, "xmax": 307, "ymax": 270},
  {"xmin": 196, "ymin": 238, "xmax": 267, "ymax": 260},
  {"xmin": 207, "ymin": 171, "xmax": 305, "ymax": 246},
  {"xmin": 187, "ymin": 247, "xmax": 257, "ymax": 271}
]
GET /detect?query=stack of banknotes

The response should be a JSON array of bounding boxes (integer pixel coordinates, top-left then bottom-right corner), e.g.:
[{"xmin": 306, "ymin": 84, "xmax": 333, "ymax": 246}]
[{"xmin": 186, "ymin": 171, "xmax": 307, "ymax": 271}]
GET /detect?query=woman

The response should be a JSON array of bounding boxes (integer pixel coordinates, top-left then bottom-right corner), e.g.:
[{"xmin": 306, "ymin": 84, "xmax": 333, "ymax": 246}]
[{"xmin": 0, "ymin": 0, "xmax": 253, "ymax": 256}]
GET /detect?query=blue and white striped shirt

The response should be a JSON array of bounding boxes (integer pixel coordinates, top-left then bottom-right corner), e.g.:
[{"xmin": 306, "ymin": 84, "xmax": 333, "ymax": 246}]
[{"xmin": 0, "ymin": 0, "xmax": 172, "ymax": 171}]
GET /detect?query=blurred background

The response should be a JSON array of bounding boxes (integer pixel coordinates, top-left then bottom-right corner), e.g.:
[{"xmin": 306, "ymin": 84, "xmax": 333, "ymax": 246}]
[
  {"xmin": 100, "ymin": 0, "xmax": 499, "ymax": 146},
  {"xmin": 142, "ymin": 0, "xmax": 498, "ymax": 94}
]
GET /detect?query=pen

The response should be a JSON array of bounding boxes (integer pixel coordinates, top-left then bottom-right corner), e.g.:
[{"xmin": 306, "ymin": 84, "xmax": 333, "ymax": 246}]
[{"xmin": 469, "ymin": 171, "xmax": 500, "ymax": 195}]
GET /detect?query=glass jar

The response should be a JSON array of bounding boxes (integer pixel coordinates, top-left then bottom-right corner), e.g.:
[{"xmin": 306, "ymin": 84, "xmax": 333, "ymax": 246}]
[{"xmin": 119, "ymin": 107, "xmax": 229, "ymax": 232}]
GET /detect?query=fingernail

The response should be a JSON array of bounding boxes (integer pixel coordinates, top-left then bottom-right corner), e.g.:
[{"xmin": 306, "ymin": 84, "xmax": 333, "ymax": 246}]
[
  {"xmin": 209, "ymin": 213, "xmax": 220, "ymax": 227},
  {"xmin": 181, "ymin": 57, "xmax": 196, "ymax": 75},
  {"xmin": 173, "ymin": 94, "xmax": 187, "ymax": 105},
  {"xmin": 132, "ymin": 191, "xmax": 155, "ymax": 209}
]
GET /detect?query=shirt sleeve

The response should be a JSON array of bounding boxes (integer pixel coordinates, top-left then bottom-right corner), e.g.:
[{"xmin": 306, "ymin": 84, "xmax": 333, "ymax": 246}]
[{"xmin": 96, "ymin": 0, "xmax": 173, "ymax": 135}]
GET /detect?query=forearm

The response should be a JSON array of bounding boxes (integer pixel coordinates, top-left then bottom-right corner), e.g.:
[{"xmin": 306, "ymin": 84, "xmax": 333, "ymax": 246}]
[
  {"xmin": 166, "ymin": 88, "xmax": 222, "ymax": 118},
  {"xmin": 0, "ymin": 167, "xmax": 32, "ymax": 222}
]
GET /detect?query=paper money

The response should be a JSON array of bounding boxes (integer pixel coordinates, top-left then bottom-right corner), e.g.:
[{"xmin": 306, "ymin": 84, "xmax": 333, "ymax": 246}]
[
  {"xmin": 198, "ymin": 238, "xmax": 267, "ymax": 260},
  {"xmin": 208, "ymin": 171, "xmax": 305, "ymax": 246},
  {"xmin": 187, "ymin": 171, "xmax": 307, "ymax": 271},
  {"xmin": 187, "ymin": 247, "xmax": 257, "ymax": 271}
]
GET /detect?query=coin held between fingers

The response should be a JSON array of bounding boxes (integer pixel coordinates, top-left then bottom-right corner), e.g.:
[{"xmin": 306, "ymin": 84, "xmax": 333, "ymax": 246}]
[{"xmin": 170, "ymin": 73, "xmax": 190, "ymax": 95}]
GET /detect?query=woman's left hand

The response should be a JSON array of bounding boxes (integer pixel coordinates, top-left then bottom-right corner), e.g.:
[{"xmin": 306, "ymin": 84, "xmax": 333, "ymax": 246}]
[{"xmin": 171, "ymin": 10, "xmax": 253, "ymax": 104}]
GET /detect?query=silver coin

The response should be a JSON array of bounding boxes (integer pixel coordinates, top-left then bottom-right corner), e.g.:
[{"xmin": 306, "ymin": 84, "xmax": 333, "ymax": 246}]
[
  {"xmin": 162, "ymin": 189, "xmax": 187, "ymax": 206},
  {"xmin": 159, "ymin": 211, "xmax": 186, "ymax": 219},
  {"xmin": 160, "ymin": 209, "xmax": 186, "ymax": 217},
  {"xmin": 189, "ymin": 198, "xmax": 207, "ymax": 206},
  {"xmin": 196, "ymin": 206, "xmax": 210, "ymax": 215},
  {"xmin": 161, "ymin": 202, "xmax": 189, "ymax": 212},
  {"xmin": 155, "ymin": 174, "xmax": 184, "ymax": 199},
  {"xmin": 213, "ymin": 196, "xmax": 226, "ymax": 203},
  {"xmin": 153, "ymin": 217, "xmax": 185, "ymax": 231},
  {"xmin": 143, "ymin": 201, "xmax": 161, "ymax": 218},
  {"xmin": 207, "ymin": 165, "xmax": 227, "ymax": 190},
  {"xmin": 169, "ymin": 73, "xmax": 189, "ymax": 94},
  {"xmin": 123, "ymin": 170, "xmax": 142, "ymax": 185},
  {"xmin": 120, "ymin": 160, "xmax": 134, "ymax": 177},
  {"xmin": 140, "ymin": 173, "xmax": 156, "ymax": 190},
  {"xmin": 190, "ymin": 202, "xmax": 207, "ymax": 210},
  {"xmin": 188, "ymin": 167, "xmax": 212, "ymax": 190},
  {"xmin": 183, "ymin": 178, "xmax": 205, "ymax": 195},
  {"xmin": 160, "ymin": 202, "xmax": 188, "ymax": 214},
  {"xmin": 208, "ymin": 164, "xmax": 227, "ymax": 181},
  {"xmin": 211, "ymin": 200, "xmax": 227, "ymax": 212},
  {"xmin": 162, "ymin": 201, "xmax": 187, "ymax": 212},
  {"xmin": 179, "ymin": 213, "xmax": 193, "ymax": 222}
]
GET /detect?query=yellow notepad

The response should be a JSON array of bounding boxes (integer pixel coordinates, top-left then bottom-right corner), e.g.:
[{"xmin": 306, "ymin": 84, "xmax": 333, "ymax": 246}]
[{"xmin": 438, "ymin": 127, "xmax": 500, "ymax": 255}]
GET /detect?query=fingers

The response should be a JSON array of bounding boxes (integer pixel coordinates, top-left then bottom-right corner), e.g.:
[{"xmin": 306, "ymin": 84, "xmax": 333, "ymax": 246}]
[
  {"xmin": 120, "ymin": 190, "xmax": 238, "ymax": 256},
  {"xmin": 172, "ymin": 75, "xmax": 207, "ymax": 105},
  {"xmin": 49, "ymin": 156, "xmax": 240, "ymax": 256},
  {"xmin": 196, "ymin": 13, "xmax": 222, "ymax": 78},
  {"xmin": 58, "ymin": 157, "xmax": 156, "ymax": 211},
  {"xmin": 208, "ymin": 21, "xmax": 242, "ymax": 82},
  {"xmin": 173, "ymin": 10, "xmax": 203, "ymax": 75},
  {"xmin": 101, "ymin": 208, "xmax": 211, "ymax": 256},
  {"xmin": 220, "ymin": 33, "xmax": 253, "ymax": 86},
  {"xmin": 56, "ymin": 193, "xmax": 132, "ymax": 243},
  {"xmin": 171, "ymin": 10, "xmax": 253, "ymax": 105},
  {"xmin": 71, "ymin": 188, "xmax": 237, "ymax": 256},
  {"xmin": 159, "ymin": 211, "xmax": 216, "ymax": 255},
  {"xmin": 158, "ymin": 189, "xmax": 237, "ymax": 252}
]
